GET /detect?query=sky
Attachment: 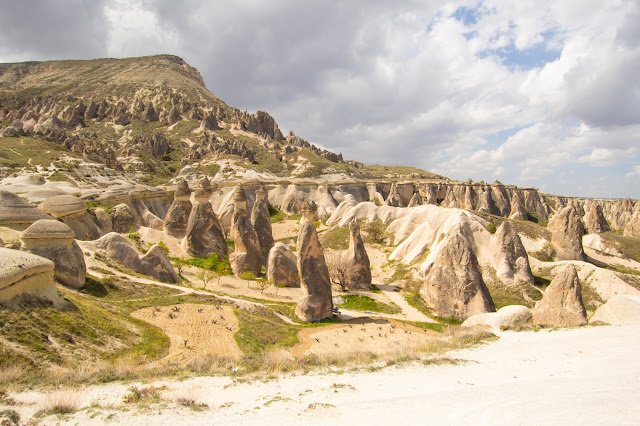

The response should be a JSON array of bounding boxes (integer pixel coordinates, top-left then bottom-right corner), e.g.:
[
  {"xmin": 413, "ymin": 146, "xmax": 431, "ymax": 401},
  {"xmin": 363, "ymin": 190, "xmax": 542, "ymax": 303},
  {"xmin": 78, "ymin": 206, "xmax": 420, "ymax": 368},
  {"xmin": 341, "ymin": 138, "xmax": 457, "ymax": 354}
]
[{"xmin": 1, "ymin": 0, "xmax": 639, "ymax": 198}]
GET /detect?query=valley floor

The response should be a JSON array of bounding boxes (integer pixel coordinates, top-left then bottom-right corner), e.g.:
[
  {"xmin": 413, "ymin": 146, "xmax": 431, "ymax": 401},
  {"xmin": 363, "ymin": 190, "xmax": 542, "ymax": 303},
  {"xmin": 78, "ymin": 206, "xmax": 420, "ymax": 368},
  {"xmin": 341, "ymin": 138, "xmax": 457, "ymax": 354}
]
[{"xmin": 8, "ymin": 323, "xmax": 640, "ymax": 425}]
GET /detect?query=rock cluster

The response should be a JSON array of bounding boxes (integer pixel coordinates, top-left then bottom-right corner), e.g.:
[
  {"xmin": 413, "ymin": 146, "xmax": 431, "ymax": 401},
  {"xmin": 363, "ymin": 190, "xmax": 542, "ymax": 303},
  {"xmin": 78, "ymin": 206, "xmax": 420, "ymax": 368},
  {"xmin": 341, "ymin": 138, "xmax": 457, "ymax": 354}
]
[
  {"xmin": 547, "ymin": 206, "xmax": 586, "ymax": 261},
  {"xmin": 295, "ymin": 200, "xmax": 333, "ymax": 322},
  {"xmin": 420, "ymin": 227, "xmax": 495, "ymax": 320},
  {"xmin": 21, "ymin": 219, "xmax": 86, "ymax": 289},
  {"xmin": 229, "ymin": 186, "xmax": 263, "ymax": 277},
  {"xmin": 533, "ymin": 264, "xmax": 587, "ymax": 327},
  {"xmin": 183, "ymin": 177, "xmax": 227, "ymax": 259},
  {"xmin": 164, "ymin": 179, "xmax": 193, "ymax": 238},
  {"xmin": 0, "ymin": 190, "xmax": 51, "ymax": 226},
  {"xmin": 39, "ymin": 194, "xmax": 100, "ymax": 240}
]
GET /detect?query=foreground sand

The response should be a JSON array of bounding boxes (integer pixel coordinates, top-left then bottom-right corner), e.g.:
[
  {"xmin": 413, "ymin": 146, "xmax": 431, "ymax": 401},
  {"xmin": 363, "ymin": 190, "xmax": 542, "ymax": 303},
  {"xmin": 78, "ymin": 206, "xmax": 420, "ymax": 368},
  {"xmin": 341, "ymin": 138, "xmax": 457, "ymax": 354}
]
[{"xmin": 9, "ymin": 324, "xmax": 640, "ymax": 424}]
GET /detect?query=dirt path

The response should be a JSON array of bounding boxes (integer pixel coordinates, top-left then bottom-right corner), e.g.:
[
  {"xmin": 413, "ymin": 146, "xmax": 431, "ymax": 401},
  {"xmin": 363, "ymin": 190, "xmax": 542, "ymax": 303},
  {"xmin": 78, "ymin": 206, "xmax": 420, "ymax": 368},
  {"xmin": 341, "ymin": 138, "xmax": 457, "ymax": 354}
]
[{"xmin": 131, "ymin": 304, "xmax": 242, "ymax": 364}]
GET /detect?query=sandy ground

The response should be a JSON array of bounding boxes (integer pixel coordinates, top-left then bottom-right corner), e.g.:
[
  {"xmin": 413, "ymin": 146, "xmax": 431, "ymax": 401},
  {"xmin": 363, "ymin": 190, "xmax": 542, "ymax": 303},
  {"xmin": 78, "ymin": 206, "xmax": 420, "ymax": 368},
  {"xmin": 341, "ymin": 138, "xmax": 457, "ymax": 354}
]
[
  {"xmin": 7, "ymin": 324, "xmax": 640, "ymax": 424},
  {"xmin": 131, "ymin": 304, "xmax": 242, "ymax": 364}
]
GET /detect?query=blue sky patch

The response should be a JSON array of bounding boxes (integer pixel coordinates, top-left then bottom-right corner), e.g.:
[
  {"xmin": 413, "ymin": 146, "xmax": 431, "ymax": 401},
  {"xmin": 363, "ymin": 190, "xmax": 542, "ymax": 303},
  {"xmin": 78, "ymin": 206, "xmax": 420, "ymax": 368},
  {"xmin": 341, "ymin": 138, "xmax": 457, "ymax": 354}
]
[{"xmin": 453, "ymin": 6, "xmax": 481, "ymax": 26}]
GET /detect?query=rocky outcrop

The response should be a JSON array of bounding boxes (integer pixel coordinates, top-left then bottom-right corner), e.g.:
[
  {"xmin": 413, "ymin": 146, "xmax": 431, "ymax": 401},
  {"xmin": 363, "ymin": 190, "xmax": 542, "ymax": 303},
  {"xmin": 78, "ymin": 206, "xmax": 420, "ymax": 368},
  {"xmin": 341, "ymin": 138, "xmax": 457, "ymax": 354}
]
[
  {"xmin": 112, "ymin": 203, "xmax": 137, "ymax": 233},
  {"xmin": 183, "ymin": 178, "xmax": 227, "ymax": 259},
  {"xmin": 533, "ymin": 264, "xmax": 587, "ymax": 327},
  {"xmin": 624, "ymin": 211, "xmax": 640, "ymax": 239},
  {"xmin": 266, "ymin": 243, "xmax": 299, "ymax": 287},
  {"xmin": 584, "ymin": 204, "xmax": 609, "ymax": 234},
  {"xmin": 82, "ymin": 233, "xmax": 180, "ymax": 283},
  {"xmin": 295, "ymin": 200, "xmax": 333, "ymax": 322},
  {"xmin": 0, "ymin": 190, "xmax": 51, "ymax": 226},
  {"xmin": 420, "ymin": 227, "xmax": 495, "ymax": 320},
  {"xmin": 39, "ymin": 194, "xmax": 100, "ymax": 240},
  {"xmin": 385, "ymin": 183, "xmax": 404, "ymax": 207},
  {"xmin": 462, "ymin": 305, "xmax": 533, "ymax": 332},
  {"xmin": 164, "ymin": 179, "xmax": 193, "ymax": 238},
  {"xmin": 547, "ymin": 206, "xmax": 586, "ymax": 261},
  {"xmin": 21, "ymin": 219, "xmax": 86, "ymax": 289},
  {"xmin": 342, "ymin": 219, "xmax": 372, "ymax": 290},
  {"xmin": 491, "ymin": 222, "xmax": 535, "ymax": 287},
  {"xmin": 0, "ymin": 247, "xmax": 62, "ymax": 304},
  {"xmin": 229, "ymin": 186, "xmax": 263, "ymax": 277},
  {"xmin": 407, "ymin": 192, "xmax": 421, "ymax": 207},
  {"xmin": 94, "ymin": 207, "xmax": 113, "ymax": 234},
  {"xmin": 250, "ymin": 187, "xmax": 274, "ymax": 266},
  {"xmin": 591, "ymin": 294, "xmax": 640, "ymax": 325},
  {"xmin": 508, "ymin": 193, "xmax": 528, "ymax": 221}
]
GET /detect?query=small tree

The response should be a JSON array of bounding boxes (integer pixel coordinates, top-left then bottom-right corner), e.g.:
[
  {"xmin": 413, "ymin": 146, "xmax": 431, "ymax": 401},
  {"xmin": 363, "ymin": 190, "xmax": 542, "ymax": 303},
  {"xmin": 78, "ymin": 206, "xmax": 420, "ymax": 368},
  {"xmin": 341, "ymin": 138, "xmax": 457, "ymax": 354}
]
[
  {"xmin": 239, "ymin": 271, "xmax": 256, "ymax": 287},
  {"xmin": 256, "ymin": 278, "xmax": 271, "ymax": 294},
  {"xmin": 326, "ymin": 252, "xmax": 350, "ymax": 292},
  {"xmin": 196, "ymin": 270, "xmax": 213, "ymax": 289},
  {"xmin": 363, "ymin": 219, "xmax": 387, "ymax": 244}
]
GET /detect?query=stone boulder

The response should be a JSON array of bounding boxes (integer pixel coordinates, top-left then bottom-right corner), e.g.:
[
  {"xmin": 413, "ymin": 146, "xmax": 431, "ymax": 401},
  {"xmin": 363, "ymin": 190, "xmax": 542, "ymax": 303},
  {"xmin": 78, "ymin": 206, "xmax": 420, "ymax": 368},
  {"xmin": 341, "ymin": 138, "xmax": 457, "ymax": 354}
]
[
  {"xmin": 229, "ymin": 186, "xmax": 262, "ymax": 277},
  {"xmin": 462, "ymin": 305, "xmax": 533, "ymax": 332},
  {"xmin": 420, "ymin": 227, "xmax": 495, "ymax": 320},
  {"xmin": 164, "ymin": 179, "xmax": 192, "ymax": 238},
  {"xmin": 266, "ymin": 243, "xmax": 299, "ymax": 287},
  {"xmin": 0, "ymin": 190, "xmax": 51, "ymax": 226},
  {"xmin": 533, "ymin": 264, "xmax": 588, "ymax": 327},
  {"xmin": 39, "ymin": 194, "xmax": 100, "ymax": 240},
  {"xmin": 21, "ymin": 220, "xmax": 86, "ymax": 289},
  {"xmin": 81, "ymin": 233, "xmax": 180, "ymax": 283},
  {"xmin": 183, "ymin": 178, "xmax": 227, "ymax": 259},
  {"xmin": 112, "ymin": 203, "xmax": 137, "ymax": 233},
  {"xmin": 548, "ymin": 206, "xmax": 586, "ymax": 261},
  {"xmin": 591, "ymin": 294, "xmax": 640, "ymax": 325},
  {"xmin": 0, "ymin": 247, "xmax": 62, "ymax": 304},
  {"xmin": 250, "ymin": 187, "xmax": 274, "ymax": 266},
  {"xmin": 584, "ymin": 204, "xmax": 609, "ymax": 234},
  {"xmin": 295, "ymin": 200, "xmax": 333, "ymax": 322}
]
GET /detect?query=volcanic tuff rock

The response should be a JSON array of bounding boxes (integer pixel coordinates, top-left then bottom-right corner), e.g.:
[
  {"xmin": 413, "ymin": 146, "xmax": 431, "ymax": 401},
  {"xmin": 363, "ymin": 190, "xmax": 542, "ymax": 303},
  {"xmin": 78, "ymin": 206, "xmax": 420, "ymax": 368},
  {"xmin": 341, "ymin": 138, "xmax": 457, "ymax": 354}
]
[
  {"xmin": 624, "ymin": 211, "xmax": 640, "ymax": 239},
  {"xmin": 164, "ymin": 179, "xmax": 193, "ymax": 238},
  {"xmin": 21, "ymin": 219, "xmax": 86, "ymax": 289},
  {"xmin": 183, "ymin": 178, "xmax": 227, "ymax": 259},
  {"xmin": 266, "ymin": 242, "xmax": 299, "ymax": 287},
  {"xmin": 112, "ymin": 203, "xmax": 137, "ymax": 233},
  {"xmin": 295, "ymin": 200, "xmax": 333, "ymax": 322},
  {"xmin": 533, "ymin": 264, "xmax": 587, "ymax": 327},
  {"xmin": 591, "ymin": 294, "xmax": 640, "ymax": 325},
  {"xmin": 81, "ymin": 233, "xmax": 180, "ymax": 283},
  {"xmin": 39, "ymin": 194, "xmax": 100, "ymax": 240},
  {"xmin": 229, "ymin": 186, "xmax": 262, "ymax": 277},
  {"xmin": 251, "ymin": 187, "xmax": 274, "ymax": 266},
  {"xmin": 0, "ymin": 247, "xmax": 60, "ymax": 304},
  {"xmin": 584, "ymin": 204, "xmax": 610, "ymax": 234},
  {"xmin": 491, "ymin": 221, "xmax": 535, "ymax": 287},
  {"xmin": 420, "ymin": 227, "xmax": 495, "ymax": 320},
  {"xmin": 342, "ymin": 219, "xmax": 372, "ymax": 290},
  {"xmin": 94, "ymin": 207, "xmax": 113, "ymax": 234},
  {"xmin": 548, "ymin": 206, "xmax": 586, "ymax": 261},
  {"xmin": 462, "ymin": 305, "xmax": 533, "ymax": 332},
  {"xmin": 508, "ymin": 192, "xmax": 528, "ymax": 221},
  {"xmin": 0, "ymin": 190, "xmax": 51, "ymax": 225}
]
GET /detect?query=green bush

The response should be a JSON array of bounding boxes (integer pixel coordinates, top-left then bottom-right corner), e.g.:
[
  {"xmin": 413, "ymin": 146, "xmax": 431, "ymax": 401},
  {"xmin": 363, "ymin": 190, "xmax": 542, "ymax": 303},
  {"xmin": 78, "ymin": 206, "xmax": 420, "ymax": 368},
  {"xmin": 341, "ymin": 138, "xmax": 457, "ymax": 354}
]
[{"xmin": 486, "ymin": 222, "xmax": 497, "ymax": 234}]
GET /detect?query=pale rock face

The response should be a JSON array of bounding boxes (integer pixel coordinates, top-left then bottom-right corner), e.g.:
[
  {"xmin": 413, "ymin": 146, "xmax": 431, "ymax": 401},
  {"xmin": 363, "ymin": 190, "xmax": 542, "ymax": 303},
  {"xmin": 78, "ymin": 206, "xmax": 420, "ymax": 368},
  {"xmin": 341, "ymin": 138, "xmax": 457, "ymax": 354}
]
[
  {"xmin": 548, "ymin": 206, "xmax": 586, "ymax": 261},
  {"xmin": 21, "ymin": 219, "xmax": 86, "ymax": 289},
  {"xmin": 182, "ymin": 183, "xmax": 227, "ymax": 260},
  {"xmin": 39, "ymin": 195, "xmax": 100, "ymax": 240},
  {"xmin": 490, "ymin": 222, "xmax": 535, "ymax": 287},
  {"xmin": 623, "ymin": 211, "xmax": 640, "ymax": 238},
  {"xmin": 0, "ymin": 190, "xmax": 51, "ymax": 226},
  {"xmin": 0, "ymin": 247, "xmax": 60, "ymax": 304},
  {"xmin": 295, "ymin": 201, "xmax": 333, "ymax": 322},
  {"xmin": 266, "ymin": 243, "xmax": 299, "ymax": 287},
  {"xmin": 508, "ymin": 193, "xmax": 528, "ymax": 221},
  {"xmin": 407, "ymin": 193, "xmax": 421, "ymax": 207},
  {"xmin": 385, "ymin": 184, "xmax": 404, "ymax": 207},
  {"xmin": 251, "ymin": 195, "xmax": 274, "ymax": 266},
  {"xmin": 462, "ymin": 305, "xmax": 533, "ymax": 332},
  {"xmin": 164, "ymin": 180, "xmax": 192, "ymax": 238},
  {"xmin": 420, "ymin": 227, "xmax": 495, "ymax": 320},
  {"xmin": 112, "ymin": 203, "xmax": 137, "ymax": 233},
  {"xmin": 229, "ymin": 209, "xmax": 262, "ymax": 277},
  {"xmin": 81, "ymin": 233, "xmax": 180, "ymax": 283},
  {"xmin": 584, "ymin": 204, "xmax": 609, "ymax": 234},
  {"xmin": 591, "ymin": 294, "xmax": 640, "ymax": 325},
  {"xmin": 94, "ymin": 207, "xmax": 113, "ymax": 234},
  {"xmin": 343, "ymin": 219, "xmax": 372, "ymax": 290},
  {"xmin": 533, "ymin": 264, "xmax": 587, "ymax": 327}
]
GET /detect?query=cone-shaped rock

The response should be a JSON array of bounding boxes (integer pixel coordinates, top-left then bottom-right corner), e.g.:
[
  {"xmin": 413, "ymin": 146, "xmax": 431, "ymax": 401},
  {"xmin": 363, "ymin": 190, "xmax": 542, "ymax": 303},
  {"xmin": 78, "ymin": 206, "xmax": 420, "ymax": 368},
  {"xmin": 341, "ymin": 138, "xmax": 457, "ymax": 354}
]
[
  {"xmin": 548, "ymin": 206, "xmax": 586, "ymax": 261},
  {"xmin": 21, "ymin": 219, "xmax": 86, "ymax": 289},
  {"xmin": 508, "ymin": 193, "xmax": 528, "ymax": 221},
  {"xmin": 267, "ymin": 242, "xmax": 299, "ymax": 287},
  {"xmin": 624, "ymin": 211, "xmax": 640, "ymax": 238},
  {"xmin": 251, "ymin": 187, "xmax": 274, "ymax": 267},
  {"xmin": 343, "ymin": 219, "xmax": 372, "ymax": 290},
  {"xmin": 112, "ymin": 203, "xmax": 137, "ymax": 233},
  {"xmin": 533, "ymin": 264, "xmax": 587, "ymax": 327},
  {"xmin": 493, "ymin": 222, "xmax": 535, "ymax": 286},
  {"xmin": 164, "ymin": 179, "xmax": 193, "ymax": 238},
  {"xmin": 229, "ymin": 186, "xmax": 262, "ymax": 277},
  {"xmin": 407, "ymin": 192, "xmax": 421, "ymax": 207},
  {"xmin": 584, "ymin": 204, "xmax": 609, "ymax": 234},
  {"xmin": 295, "ymin": 200, "xmax": 333, "ymax": 322},
  {"xmin": 183, "ymin": 178, "xmax": 227, "ymax": 259},
  {"xmin": 420, "ymin": 227, "xmax": 495, "ymax": 320}
]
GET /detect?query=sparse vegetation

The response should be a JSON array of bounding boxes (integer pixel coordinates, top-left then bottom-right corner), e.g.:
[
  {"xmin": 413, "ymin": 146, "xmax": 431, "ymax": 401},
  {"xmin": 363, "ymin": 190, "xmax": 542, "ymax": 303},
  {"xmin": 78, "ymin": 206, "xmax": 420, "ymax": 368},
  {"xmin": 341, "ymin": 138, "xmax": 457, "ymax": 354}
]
[
  {"xmin": 337, "ymin": 295, "xmax": 401, "ymax": 314},
  {"xmin": 319, "ymin": 226, "xmax": 350, "ymax": 250}
]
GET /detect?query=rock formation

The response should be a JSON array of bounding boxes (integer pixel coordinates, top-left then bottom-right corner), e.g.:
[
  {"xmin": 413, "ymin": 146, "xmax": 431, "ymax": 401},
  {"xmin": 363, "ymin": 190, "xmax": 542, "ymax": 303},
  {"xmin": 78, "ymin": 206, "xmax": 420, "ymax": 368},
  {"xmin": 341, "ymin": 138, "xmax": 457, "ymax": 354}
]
[
  {"xmin": 164, "ymin": 179, "xmax": 193, "ymax": 238},
  {"xmin": 420, "ymin": 227, "xmax": 495, "ymax": 320},
  {"xmin": 342, "ymin": 219, "xmax": 372, "ymax": 290},
  {"xmin": 462, "ymin": 305, "xmax": 533, "ymax": 332},
  {"xmin": 508, "ymin": 193, "xmax": 528, "ymax": 221},
  {"xmin": 295, "ymin": 200, "xmax": 333, "ymax": 322},
  {"xmin": 39, "ymin": 194, "xmax": 100, "ymax": 240},
  {"xmin": 250, "ymin": 187, "xmax": 274, "ymax": 266},
  {"xmin": 584, "ymin": 204, "xmax": 609, "ymax": 234},
  {"xmin": 533, "ymin": 264, "xmax": 588, "ymax": 327},
  {"xmin": 385, "ymin": 183, "xmax": 404, "ymax": 207},
  {"xmin": 81, "ymin": 233, "xmax": 180, "ymax": 283},
  {"xmin": 547, "ymin": 206, "xmax": 586, "ymax": 261},
  {"xmin": 591, "ymin": 294, "xmax": 640, "ymax": 325},
  {"xmin": 112, "ymin": 203, "xmax": 137, "ymax": 233},
  {"xmin": 491, "ymin": 222, "xmax": 535, "ymax": 287},
  {"xmin": 266, "ymin": 243, "xmax": 299, "ymax": 287},
  {"xmin": 407, "ymin": 192, "xmax": 421, "ymax": 207},
  {"xmin": 183, "ymin": 177, "xmax": 227, "ymax": 259},
  {"xmin": 624, "ymin": 211, "xmax": 640, "ymax": 239},
  {"xmin": 21, "ymin": 220, "xmax": 86, "ymax": 289},
  {"xmin": 229, "ymin": 186, "xmax": 263, "ymax": 277},
  {"xmin": 0, "ymin": 247, "xmax": 62, "ymax": 305},
  {"xmin": 0, "ymin": 190, "xmax": 51, "ymax": 226},
  {"xmin": 94, "ymin": 207, "xmax": 113, "ymax": 234}
]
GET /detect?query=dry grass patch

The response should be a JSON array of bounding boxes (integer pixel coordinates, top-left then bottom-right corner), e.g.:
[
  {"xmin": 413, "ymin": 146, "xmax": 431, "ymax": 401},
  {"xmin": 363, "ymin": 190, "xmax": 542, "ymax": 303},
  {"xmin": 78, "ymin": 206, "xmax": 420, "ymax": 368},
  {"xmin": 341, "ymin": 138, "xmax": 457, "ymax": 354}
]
[{"xmin": 42, "ymin": 389, "xmax": 81, "ymax": 415}]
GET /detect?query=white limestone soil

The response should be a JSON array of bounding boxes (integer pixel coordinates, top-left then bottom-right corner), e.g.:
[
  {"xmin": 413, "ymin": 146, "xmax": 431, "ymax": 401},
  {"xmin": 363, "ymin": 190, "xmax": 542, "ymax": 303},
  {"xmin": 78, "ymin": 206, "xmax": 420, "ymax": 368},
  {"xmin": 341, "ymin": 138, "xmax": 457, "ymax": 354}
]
[{"xmin": 12, "ymin": 324, "xmax": 640, "ymax": 425}]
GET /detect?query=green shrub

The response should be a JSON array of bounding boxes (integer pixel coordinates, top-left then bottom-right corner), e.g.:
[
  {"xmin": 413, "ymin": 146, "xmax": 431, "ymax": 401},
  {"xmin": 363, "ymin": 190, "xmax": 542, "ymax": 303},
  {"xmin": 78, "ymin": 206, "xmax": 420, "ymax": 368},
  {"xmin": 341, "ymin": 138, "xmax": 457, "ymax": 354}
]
[{"xmin": 486, "ymin": 222, "xmax": 497, "ymax": 234}]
